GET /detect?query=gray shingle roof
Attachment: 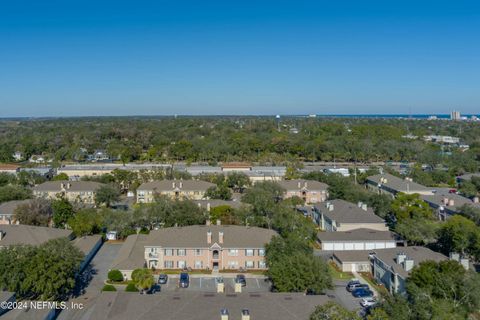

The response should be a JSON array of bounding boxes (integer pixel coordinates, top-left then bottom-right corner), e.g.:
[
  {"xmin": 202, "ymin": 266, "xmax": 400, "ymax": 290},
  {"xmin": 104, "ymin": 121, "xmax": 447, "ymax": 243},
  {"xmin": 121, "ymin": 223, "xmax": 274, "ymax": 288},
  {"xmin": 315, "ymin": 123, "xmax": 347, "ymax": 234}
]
[
  {"xmin": 72, "ymin": 235, "xmax": 102, "ymax": 255},
  {"xmin": 366, "ymin": 173, "xmax": 432, "ymax": 193},
  {"xmin": 145, "ymin": 225, "xmax": 278, "ymax": 248},
  {"xmin": 33, "ymin": 181, "xmax": 103, "ymax": 192},
  {"xmin": 111, "ymin": 234, "xmax": 148, "ymax": 271},
  {"xmin": 317, "ymin": 229, "xmax": 398, "ymax": 242},
  {"xmin": 0, "ymin": 199, "xmax": 34, "ymax": 217},
  {"xmin": 373, "ymin": 246, "xmax": 447, "ymax": 278},
  {"xmin": 0, "ymin": 225, "xmax": 73, "ymax": 247},
  {"xmin": 421, "ymin": 189, "xmax": 480, "ymax": 212},
  {"xmin": 66, "ymin": 291, "xmax": 332, "ymax": 320},
  {"xmin": 316, "ymin": 199, "xmax": 385, "ymax": 224},
  {"xmin": 278, "ymin": 179, "xmax": 328, "ymax": 191},
  {"xmin": 137, "ymin": 180, "xmax": 215, "ymax": 192},
  {"xmin": 333, "ymin": 250, "xmax": 373, "ymax": 263}
]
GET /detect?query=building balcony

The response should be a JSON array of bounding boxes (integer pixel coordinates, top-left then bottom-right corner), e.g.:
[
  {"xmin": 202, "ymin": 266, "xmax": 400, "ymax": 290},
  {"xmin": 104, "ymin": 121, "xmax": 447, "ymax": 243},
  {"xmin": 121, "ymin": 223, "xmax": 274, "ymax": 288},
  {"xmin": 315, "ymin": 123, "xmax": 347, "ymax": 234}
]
[{"xmin": 148, "ymin": 253, "xmax": 159, "ymax": 258}]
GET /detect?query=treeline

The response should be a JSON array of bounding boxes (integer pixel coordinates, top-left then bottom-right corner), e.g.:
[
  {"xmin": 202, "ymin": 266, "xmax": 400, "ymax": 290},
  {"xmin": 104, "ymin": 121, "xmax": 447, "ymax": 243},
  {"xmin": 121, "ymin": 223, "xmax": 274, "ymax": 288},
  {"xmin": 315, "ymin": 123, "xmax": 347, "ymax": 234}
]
[{"xmin": 1, "ymin": 117, "xmax": 480, "ymax": 168}]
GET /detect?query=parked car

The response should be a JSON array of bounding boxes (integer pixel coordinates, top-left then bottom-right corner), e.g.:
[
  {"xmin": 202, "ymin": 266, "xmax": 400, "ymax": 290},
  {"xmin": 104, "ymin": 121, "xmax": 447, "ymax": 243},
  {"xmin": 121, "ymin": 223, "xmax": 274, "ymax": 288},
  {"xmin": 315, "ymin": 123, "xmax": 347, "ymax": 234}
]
[
  {"xmin": 347, "ymin": 283, "xmax": 369, "ymax": 292},
  {"xmin": 215, "ymin": 276, "xmax": 224, "ymax": 284},
  {"xmin": 158, "ymin": 274, "xmax": 168, "ymax": 284},
  {"xmin": 360, "ymin": 297, "xmax": 377, "ymax": 307},
  {"xmin": 145, "ymin": 284, "xmax": 160, "ymax": 294},
  {"xmin": 235, "ymin": 274, "xmax": 247, "ymax": 287},
  {"xmin": 179, "ymin": 273, "xmax": 189, "ymax": 288},
  {"xmin": 352, "ymin": 288, "xmax": 374, "ymax": 298}
]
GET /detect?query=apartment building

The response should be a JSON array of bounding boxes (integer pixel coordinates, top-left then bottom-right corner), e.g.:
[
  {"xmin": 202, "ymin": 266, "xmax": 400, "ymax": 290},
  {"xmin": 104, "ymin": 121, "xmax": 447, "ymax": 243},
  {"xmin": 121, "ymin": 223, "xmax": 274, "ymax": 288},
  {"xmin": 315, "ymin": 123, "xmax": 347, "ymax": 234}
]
[
  {"xmin": 0, "ymin": 199, "xmax": 34, "ymax": 225},
  {"xmin": 33, "ymin": 181, "xmax": 104, "ymax": 204},
  {"xmin": 0, "ymin": 224, "xmax": 74, "ymax": 248},
  {"xmin": 372, "ymin": 246, "xmax": 447, "ymax": 294},
  {"xmin": 112, "ymin": 224, "xmax": 277, "ymax": 280},
  {"xmin": 136, "ymin": 180, "xmax": 215, "ymax": 203},
  {"xmin": 314, "ymin": 199, "xmax": 388, "ymax": 232},
  {"xmin": 278, "ymin": 179, "xmax": 328, "ymax": 203},
  {"xmin": 366, "ymin": 173, "xmax": 434, "ymax": 198}
]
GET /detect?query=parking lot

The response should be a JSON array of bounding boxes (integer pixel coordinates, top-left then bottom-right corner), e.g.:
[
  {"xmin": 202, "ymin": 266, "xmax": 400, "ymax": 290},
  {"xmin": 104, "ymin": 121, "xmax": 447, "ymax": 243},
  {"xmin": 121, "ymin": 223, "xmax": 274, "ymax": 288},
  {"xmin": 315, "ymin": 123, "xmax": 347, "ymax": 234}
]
[{"xmin": 156, "ymin": 275, "xmax": 272, "ymax": 293}]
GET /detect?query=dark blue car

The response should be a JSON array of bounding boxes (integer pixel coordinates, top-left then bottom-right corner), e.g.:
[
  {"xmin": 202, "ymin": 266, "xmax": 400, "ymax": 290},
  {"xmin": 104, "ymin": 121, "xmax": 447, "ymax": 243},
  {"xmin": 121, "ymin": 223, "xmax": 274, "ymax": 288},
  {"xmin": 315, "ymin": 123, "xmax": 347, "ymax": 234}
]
[{"xmin": 352, "ymin": 288, "xmax": 374, "ymax": 298}]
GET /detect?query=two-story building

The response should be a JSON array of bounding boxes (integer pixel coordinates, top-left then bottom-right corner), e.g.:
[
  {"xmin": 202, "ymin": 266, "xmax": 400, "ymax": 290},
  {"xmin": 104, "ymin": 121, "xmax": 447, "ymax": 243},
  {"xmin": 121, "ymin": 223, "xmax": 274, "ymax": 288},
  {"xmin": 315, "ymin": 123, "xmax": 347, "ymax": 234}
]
[
  {"xmin": 366, "ymin": 173, "xmax": 434, "ymax": 198},
  {"xmin": 0, "ymin": 199, "xmax": 34, "ymax": 225},
  {"xmin": 421, "ymin": 188, "xmax": 480, "ymax": 220},
  {"xmin": 314, "ymin": 200, "xmax": 389, "ymax": 232},
  {"xmin": 112, "ymin": 224, "xmax": 277, "ymax": 280},
  {"xmin": 278, "ymin": 179, "xmax": 328, "ymax": 204},
  {"xmin": 33, "ymin": 181, "xmax": 104, "ymax": 204},
  {"xmin": 136, "ymin": 180, "xmax": 215, "ymax": 203},
  {"xmin": 317, "ymin": 228, "xmax": 399, "ymax": 251},
  {"xmin": 372, "ymin": 246, "xmax": 447, "ymax": 295}
]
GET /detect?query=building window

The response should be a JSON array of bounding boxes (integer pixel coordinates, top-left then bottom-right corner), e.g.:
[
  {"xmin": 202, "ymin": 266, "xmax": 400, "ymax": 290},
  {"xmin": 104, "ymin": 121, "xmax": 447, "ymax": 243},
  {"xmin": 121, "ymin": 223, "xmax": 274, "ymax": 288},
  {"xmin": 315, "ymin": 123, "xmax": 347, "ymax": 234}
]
[
  {"xmin": 195, "ymin": 249, "xmax": 202, "ymax": 256},
  {"xmin": 245, "ymin": 249, "xmax": 254, "ymax": 256},
  {"xmin": 245, "ymin": 261, "xmax": 254, "ymax": 269},
  {"xmin": 258, "ymin": 261, "xmax": 266, "ymax": 268},
  {"xmin": 194, "ymin": 261, "xmax": 203, "ymax": 269},
  {"xmin": 177, "ymin": 249, "xmax": 186, "ymax": 256},
  {"xmin": 164, "ymin": 261, "xmax": 174, "ymax": 268},
  {"xmin": 258, "ymin": 249, "xmax": 265, "ymax": 256},
  {"xmin": 164, "ymin": 249, "xmax": 173, "ymax": 256},
  {"xmin": 228, "ymin": 249, "xmax": 238, "ymax": 256},
  {"xmin": 228, "ymin": 261, "xmax": 238, "ymax": 269},
  {"xmin": 177, "ymin": 261, "xmax": 186, "ymax": 269}
]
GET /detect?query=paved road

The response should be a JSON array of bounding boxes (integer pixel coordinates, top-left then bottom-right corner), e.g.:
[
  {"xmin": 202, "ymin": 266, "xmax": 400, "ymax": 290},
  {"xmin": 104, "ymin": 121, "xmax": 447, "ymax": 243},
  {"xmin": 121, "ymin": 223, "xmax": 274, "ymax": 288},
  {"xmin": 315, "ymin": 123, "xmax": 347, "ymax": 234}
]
[
  {"xmin": 58, "ymin": 242, "xmax": 122, "ymax": 320},
  {"xmin": 328, "ymin": 280, "xmax": 362, "ymax": 312}
]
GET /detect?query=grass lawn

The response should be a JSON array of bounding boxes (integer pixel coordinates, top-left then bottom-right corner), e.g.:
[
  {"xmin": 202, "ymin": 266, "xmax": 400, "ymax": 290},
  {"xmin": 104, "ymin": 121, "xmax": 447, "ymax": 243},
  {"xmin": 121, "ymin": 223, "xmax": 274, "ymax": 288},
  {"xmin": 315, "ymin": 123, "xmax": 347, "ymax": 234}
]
[{"xmin": 328, "ymin": 261, "xmax": 354, "ymax": 280}]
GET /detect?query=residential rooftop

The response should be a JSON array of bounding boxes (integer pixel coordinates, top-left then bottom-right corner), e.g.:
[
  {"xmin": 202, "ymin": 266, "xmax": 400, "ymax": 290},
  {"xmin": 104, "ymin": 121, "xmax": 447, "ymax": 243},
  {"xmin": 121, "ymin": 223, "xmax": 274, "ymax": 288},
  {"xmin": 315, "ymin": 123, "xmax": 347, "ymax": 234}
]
[
  {"xmin": 65, "ymin": 291, "xmax": 331, "ymax": 320},
  {"xmin": 137, "ymin": 180, "xmax": 215, "ymax": 191},
  {"xmin": 111, "ymin": 234, "xmax": 148, "ymax": 271},
  {"xmin": 366, "ymin": 173, "xmax": 433, "ymax": 194},
  {"xmin": 0, "ymin": 199, "xmax": 34, "ymax": 218},
  {"xmin": 421, "ymin": 189, "xmax": 480, "ymax": 212},
  {"xmin": 333, "ymin": 250, "xmax": 373, "ymax": 263},
  {"xmin": 192, "ymin": 199, "xmax": 245, "ymax": 210},
  {"xmin": 0, "ymin": 225, "xmax": 73, "ymax": 247},
  {"xmin": 144, "ymin": 225, "xmax": 278, "ymax": 248},
  {"xmin": 373, "ymin": 246, "xmax": 447, "ymax": 279},
  {"xmin": 317, "ymin": 228, "xmax": 399, "ymax": 242},
  {"xmin": 33, "ymin": 181, "xmax": 103, "ymax": 192},
  {"xmin": 72, "ymin": 235, "xmax": 103, "ymax": 255},
  {"xmin": 315, "ymin": 199, "xmax": 385, "ymax": 224},
  {"xmin": 277, "ymin": 179, "xmax": 328, "ymax": 191}
]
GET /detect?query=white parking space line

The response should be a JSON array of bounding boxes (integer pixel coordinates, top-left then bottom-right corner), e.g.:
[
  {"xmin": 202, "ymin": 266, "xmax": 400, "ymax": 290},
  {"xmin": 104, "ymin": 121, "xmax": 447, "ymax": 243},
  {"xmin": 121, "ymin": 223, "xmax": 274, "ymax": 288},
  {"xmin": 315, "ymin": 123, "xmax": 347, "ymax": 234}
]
[
  {"xmin": 199, "ymin": 277, "xmax": 202, "ymax": 288},
  {"xmin": 255, "ymin": 279, "xmax": 260, "ymax": 288}
]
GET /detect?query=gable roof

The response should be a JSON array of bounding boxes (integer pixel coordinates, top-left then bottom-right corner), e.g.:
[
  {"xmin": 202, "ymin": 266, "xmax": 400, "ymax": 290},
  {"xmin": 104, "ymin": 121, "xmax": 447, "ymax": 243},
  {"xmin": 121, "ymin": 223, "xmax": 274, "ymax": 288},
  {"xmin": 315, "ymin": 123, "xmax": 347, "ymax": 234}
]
[
  {"xmin": 278, "ymin": 179, "xmax": 328, "ymax": 192},
  {"xmin": 0, "ymin": 225, "xmax": 73, "ymax": 247},
  {"xmin": 366, "ymin": 173, "xmax": 432, "ymax": 194},
  {"xmin": 66, "ymin": 291, "xmax": 332, "ymax": 320},
  {"xmin": 137, "ymin": 180, "xmax": 215, "ymax": 192},
  {"xmin": 421, "ymin": 189, "xmax": 480, "ymax": 212},
  {"xmin": 315, "ymin": 199, "xmax": 385, "ymax": 224},
  {"xmin": 144, "ymin": 225, "xmax": 277, "ymax": 248},
  {"xmin": 111, "ymin": 234, "xmax": 148, "ymax": 271},
  {"xmin": 317, "ymin": 228, "xmax": 399, "ymax": 242},
  {"xmin": 373, "ymin": 246, "xmax": 447, "ymax": 278},
  {"xmin": 0, "ymin": 199, "xmax": 34, "ymax": 217},
  {"xmin": 33, "ymin": 181, "xmax": 103, "ymax": 192}
]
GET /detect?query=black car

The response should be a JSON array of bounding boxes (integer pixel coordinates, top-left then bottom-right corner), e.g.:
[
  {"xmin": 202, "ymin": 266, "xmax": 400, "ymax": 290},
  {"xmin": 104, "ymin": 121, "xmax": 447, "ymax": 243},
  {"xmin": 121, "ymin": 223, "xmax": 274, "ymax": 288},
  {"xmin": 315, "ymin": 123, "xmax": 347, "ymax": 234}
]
[
  {"xmin": 145, "ymin": 284, "xmax": 160, "ymax": 294},
  {"xmin": 158, "ymin": 274, "xmax": 168, "ymax": 284},
  {"xmin": 179, "ymin": 272, "xmax": 189, "ymax": 288},
  {"xmin": 235, "ymin": 274, "xmax": 247, "ymax": 287}
]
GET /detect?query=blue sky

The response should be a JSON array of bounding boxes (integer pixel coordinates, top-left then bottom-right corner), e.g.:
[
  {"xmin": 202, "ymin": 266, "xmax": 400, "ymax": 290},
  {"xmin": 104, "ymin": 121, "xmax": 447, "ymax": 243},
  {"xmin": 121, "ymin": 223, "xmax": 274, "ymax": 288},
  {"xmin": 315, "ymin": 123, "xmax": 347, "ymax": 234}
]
[{"xmin": 0, "ymin": 0, "xmax": 479, "ymax": 116}]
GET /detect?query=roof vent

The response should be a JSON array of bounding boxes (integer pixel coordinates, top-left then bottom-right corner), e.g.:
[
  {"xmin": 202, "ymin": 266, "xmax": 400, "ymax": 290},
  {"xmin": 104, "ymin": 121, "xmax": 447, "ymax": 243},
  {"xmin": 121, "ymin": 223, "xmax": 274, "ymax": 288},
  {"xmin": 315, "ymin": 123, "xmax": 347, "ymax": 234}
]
[
  {"xmin": 221, "ymin": 308, "xmax": 229, "ymax": 320},
  {"xmin": 241, "ymin": 309, "xmax": 250, "ymax": 320}
]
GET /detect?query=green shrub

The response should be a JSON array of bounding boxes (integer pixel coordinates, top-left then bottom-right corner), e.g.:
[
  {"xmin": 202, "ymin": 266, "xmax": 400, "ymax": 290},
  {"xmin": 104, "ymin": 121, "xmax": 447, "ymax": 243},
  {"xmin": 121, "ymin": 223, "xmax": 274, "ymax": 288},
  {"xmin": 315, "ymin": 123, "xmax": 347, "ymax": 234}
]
[
  {"xmin": 108, "ymin": 269, "xmax": 124, "ymax": 282},
  {"xmin": 125, "ymin": 283, "xmax": 139, "ymax": 292},
  {"xmin": 102, "ymin": 284, "xmax": 117, "ymax": 292}
]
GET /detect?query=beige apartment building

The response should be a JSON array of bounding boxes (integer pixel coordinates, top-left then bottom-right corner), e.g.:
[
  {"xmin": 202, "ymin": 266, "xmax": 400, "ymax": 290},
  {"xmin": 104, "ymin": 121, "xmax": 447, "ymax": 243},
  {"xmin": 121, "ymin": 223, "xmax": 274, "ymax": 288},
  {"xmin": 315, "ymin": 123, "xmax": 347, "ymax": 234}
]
[
  {"xmin": 278, "ymin": 179, "xmax": 328, "ymax": 203},
  {"xmin": 136, "ymin": 180, "xmax": 215, "ymax": 203},
  {"xmin": 112, "ymin": 224, "xmax": 277, "ymax": 280},
  {"xmin": 33, "ymin": 181, "xmax": 104, "ymax": 204}
]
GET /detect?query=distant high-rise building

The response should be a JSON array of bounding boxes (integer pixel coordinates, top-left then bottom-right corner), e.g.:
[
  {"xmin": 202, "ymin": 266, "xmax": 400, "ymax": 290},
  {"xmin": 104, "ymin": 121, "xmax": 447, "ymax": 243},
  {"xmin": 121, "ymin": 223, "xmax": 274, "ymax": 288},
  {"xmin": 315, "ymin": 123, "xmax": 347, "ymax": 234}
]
[{"xmin": 450, "ymin": 110, "xmax": 461, "ymax": 120}]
